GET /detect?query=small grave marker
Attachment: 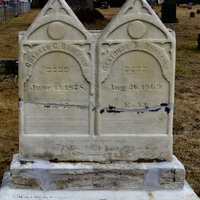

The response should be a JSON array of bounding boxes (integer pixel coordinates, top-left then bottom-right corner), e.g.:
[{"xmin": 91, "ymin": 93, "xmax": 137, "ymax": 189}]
[{"xmin": 190, "ymin": 11, "xmax": 195, "ymax": 17}]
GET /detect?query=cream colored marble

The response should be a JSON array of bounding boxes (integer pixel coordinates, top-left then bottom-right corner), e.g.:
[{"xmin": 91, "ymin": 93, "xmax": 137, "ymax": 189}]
[
  {"xmin": 19, "ymin": 0, "xmax": 175, "ymax": 162},
  {"xmin": 18, "ymin": 0, "xmax": 95, "ymax": 160},
  {"xmin": 96, "ymin": 0, "xmax": 176, "ymax": 161}
]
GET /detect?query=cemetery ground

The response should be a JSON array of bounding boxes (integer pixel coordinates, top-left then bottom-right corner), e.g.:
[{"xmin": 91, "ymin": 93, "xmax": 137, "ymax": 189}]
[{"xmin": 0, "ymin": 5, "xmax": 199, "ymax": 196}]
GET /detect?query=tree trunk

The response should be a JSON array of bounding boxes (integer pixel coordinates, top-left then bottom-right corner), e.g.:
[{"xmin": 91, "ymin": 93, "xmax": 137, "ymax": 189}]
[{"xmin": 66, "ymin": 0, "xmax": 94, "ymax": 11}]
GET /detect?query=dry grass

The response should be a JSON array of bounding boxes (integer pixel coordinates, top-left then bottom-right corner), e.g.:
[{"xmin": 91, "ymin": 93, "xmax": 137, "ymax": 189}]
[
  {"xmin": 0, "ymin": 9, "xmax": 41, "ymax": 59},
  {"xmin": 0, "ymin": 5, "xmax": 199, "ymax": 196},
  {"xmin": 0, "ymin": 74, "xmax": 18, "ymax": 177}
]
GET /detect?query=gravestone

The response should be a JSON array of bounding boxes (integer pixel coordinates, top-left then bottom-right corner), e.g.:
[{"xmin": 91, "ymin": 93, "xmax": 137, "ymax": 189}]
[
  {"xmin": 0, "ymin": 0, "xmax": 199, "ymax": 199},
  {"xmin": 18, "ymin": 0, "xmax": 175, "ymax": 162},
  {"xmin": 18, "ymin": 0, "xmax": 96, "ymax": 161},
  {"xmin": 188, "ymin": 3, "xmax": 193, "ymax": 9},
  {"xmin": 190, "ymin": 11, "xmax": 195, "ymax": 17},
  {"xmin": 161, "ymin": 0, "xmax": 178, "ymax": 23}
]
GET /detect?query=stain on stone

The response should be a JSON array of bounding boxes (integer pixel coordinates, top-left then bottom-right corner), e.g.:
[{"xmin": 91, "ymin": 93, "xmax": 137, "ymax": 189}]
[
  {"xmin": 147, "ymin": 192, "xmax": 155, "ymax": 200},
  {"xmin": 20, "ymin": 160, "xmax": 34, "ymax": 165},
  {"xmin": 109, "ymin": 105, "xmax": 116, "ymax": 110},
  {"xmin": 107, "ymin": 105, "xmax": 122, "ymax": 113},
  {"xmin": 165, "ymin": 107, "xmax": 170, "ymax": 114},
  {"xmin": 135, "ymin": 158, "xmax": 166, "ymax": 163},
  {"xmin": 107, "ymin": 109, "xmax": 121, "ymax": 113},
  {"xmin": 94, "ymin": 183, "xmax": 101, "ymax": 188},
  {"xmin": 49, "ymin": 158, "xmax": 58, "ymax": 162},
  {"xmin": 44, "ymin": 105, "xmax": 51, "ymax": 108},
  {"xmin": 149, "ymin": 108, "xmax": 161, "ymax": 112},
  {"xmin": 160, "ymin": 103, "xmax": 168, "ymax": 106},
  {"xmin": 100, "ymin": 109, "xmax": 104, "ymax": 114}
]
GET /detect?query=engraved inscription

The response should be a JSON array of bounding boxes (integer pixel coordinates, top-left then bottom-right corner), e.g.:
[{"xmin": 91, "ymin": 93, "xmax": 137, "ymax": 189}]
[
  {"xmin": 29, "ymin": 84, "xmax": 85, "ymax": 91},
  {"xmin": 102, "ymin": 44, "xmax": 130, "ymax": 71},
  {"xmin": 51, "ymin": 143, "xmax": 145, "ymax": 158},
  {"xmin": 25, "ymin": 116, "xmax": 88, "ymax": 133},
  {"xmin": 85, "ymin": 145, "xmax": 102, "ymax": 151},
  {"xmin": 111, "ymin": 83, "xmax": 163, "ymax": 91},
  {"xmin": 25, "ymin": 117, "xmax": 87, "ymax": 123},
  {"xmin": 124, "ymin": 66, "xmax": 148, "ymax": 73},
  {"xmin": 13, "ymin": 193, "xmax": 69, "ymax": 199},
  {"xmin": 25, "ymin": 45, "xmax": 50, "ymax": 68},
  {"xmin": 144, "ymin": 43, "xmax": 168, "ymax": 70},
  {"xmin": 102, "ymin": 42, "xmax": 170, "ymax": 72},
  {"xmin": 25, "ymin": 42, "xmax": 89, "ymax": 69},
  {"xmin": 46, "ymin": 66, "xmax": 69, "ymax": 73},
  {"xmin": 105, "ymin": 145, "xmax": 135, "ymax": 154}
]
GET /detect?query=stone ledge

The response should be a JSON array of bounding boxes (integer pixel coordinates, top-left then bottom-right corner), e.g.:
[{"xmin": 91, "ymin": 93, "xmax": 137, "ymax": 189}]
[
  {"xmin": 0, "ymin": 172, "xmax": 199, "ymax": 200},
  {"xmin": 10, "ymin": 154, "xmax": 185, "ymax": 190}
]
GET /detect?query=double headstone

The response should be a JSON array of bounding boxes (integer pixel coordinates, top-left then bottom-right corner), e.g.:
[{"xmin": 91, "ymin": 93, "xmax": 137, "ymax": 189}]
[
  {"xmin": 0, "ymin": 0, "xmax": 199, "ymax": 199},
  {"xmin": 19, "ymin": 0, "xmax": 175, "ymax": 162}
]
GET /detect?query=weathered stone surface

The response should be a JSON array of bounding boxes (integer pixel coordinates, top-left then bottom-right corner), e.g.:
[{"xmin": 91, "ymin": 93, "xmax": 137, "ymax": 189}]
[
  {"xmin": 19, "ymin": 0, "xmax": 175, "ymax": 162},
  {"xmin": 96, "ymin": 0, "xmax": 175, "ymax": 161},
  {"xmin": 0, "ymin": 1, "xmax": 198, "ymax": 200},
  {"xmin": 1, "ymin": 172, "xmax": 199, "ymax": 200},
  {"xmin": 10, "ymin": 154, "xmax": 185, "ymax": 190},
  {"xmin": 18, "ymin": 0, "xmax": 96, "ymax": 161}
]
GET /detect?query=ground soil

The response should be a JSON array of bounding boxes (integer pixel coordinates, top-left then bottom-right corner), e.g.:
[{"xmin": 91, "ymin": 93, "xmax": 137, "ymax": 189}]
[{"xmin": 0, "ymin": 4, "xmax": 199, "ymax": 196}]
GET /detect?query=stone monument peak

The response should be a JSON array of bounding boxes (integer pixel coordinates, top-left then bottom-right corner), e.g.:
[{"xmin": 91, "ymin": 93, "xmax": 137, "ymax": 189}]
[
  {"xmin": 0, "ymin": 0, "xmax": 199, "ymax": 199},
  {"xmin": 18, "ymin": 0, "xmax": 176, "ymax": 162}
]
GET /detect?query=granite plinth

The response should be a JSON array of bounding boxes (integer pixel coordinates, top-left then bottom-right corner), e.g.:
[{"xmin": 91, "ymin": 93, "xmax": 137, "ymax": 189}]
[
  {"xmin": 1, "ymin": 172, "xmax": 199, "ymax": 200},
  {"xmin": 10, "ymin": 154, "xmax": 185, "ymax": 190}
]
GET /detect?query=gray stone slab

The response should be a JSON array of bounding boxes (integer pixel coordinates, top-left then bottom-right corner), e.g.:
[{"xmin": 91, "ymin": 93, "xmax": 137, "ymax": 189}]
[
  {"xmin": 0, "ymin": 172, "xmax": 199, "ymax": 200},
  {"xmin": 10, "ymin": 154, "xmax": 185, "ymax": 190}
]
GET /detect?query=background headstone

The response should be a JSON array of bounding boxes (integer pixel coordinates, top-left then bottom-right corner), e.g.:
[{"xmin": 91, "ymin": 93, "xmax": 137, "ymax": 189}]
[
  {"xmin": 161, "ymin": 0, "xmax": 178, "ymax": 23},
  {"xmin": 197, "ymin": 33, "xmax": 200, "ymax": 49},
  {"xmin": 190, "ymin": 11, "xmax": 195, "ymax": 17},
  {"xmin": 188, "ymin": 2, "xmax": 193, "ymax": 9}
]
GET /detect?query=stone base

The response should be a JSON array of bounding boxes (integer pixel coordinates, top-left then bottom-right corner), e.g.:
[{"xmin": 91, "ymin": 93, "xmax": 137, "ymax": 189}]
[
  {"xmin": 0, "ymin": 172, "xmax": 199, "ymax": 200},
  {"xmin": 10, "ymin": 154, "xmax": 185, "ymax": 190}
]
